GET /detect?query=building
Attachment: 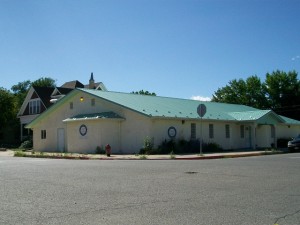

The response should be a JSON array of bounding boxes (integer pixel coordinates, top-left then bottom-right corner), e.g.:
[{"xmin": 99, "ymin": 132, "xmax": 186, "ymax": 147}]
[
  {"xmin": 17, "ymin": 73, "xmax": 106, "ymax": 141},
  {"xmin": 25, "ymin": 88, "xmax": 300, "ymax": 153}
]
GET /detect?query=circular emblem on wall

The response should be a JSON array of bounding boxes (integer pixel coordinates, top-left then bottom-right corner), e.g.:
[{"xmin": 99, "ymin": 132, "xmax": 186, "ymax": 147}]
[
  {"xmin": 168, "ymin": 126, "xmax": 177, "ymax": 138},
  {"xmin": 79, "ymin": 124, "xmax": 87, "ymax": 136}
]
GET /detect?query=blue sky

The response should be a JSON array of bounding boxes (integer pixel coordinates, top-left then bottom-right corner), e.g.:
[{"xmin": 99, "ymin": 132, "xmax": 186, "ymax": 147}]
[{"xmin": 1, "ymin": 0, "xmax": 300, "ymax": 100}]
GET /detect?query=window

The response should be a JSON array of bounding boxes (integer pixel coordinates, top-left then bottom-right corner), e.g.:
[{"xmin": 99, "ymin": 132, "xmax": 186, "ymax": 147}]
[
  {"xmin": 240, "ymin": 125, "xmax": 245, "ymax": 138},
  {"xmin": 225, "ymin": 124, "xmax": 230, "ymax": 138},
  {"xmin": 70, "ymin": 102, "xmax": 73, "ymax": 109},
  {"xmin": 91, "ymin": 98, "xmax": 95, "ymax": 106},
  {"xmin": 191, "ymin": 123, "xmax": 196, "ymax": 139},
  {"xmin": 209, "ymin": 124, "xmax": 214, "ymax": 139},
  {"xmin": 271, "ymin": 125, "xmax": 275, "ymax": 138},
  {"xmin": 29, "ymin": 99, "xmax": 41, "ymax": 114},
  {"xmin": 41, "ymin": 130, "xmax": 46, "ymax": 139}
]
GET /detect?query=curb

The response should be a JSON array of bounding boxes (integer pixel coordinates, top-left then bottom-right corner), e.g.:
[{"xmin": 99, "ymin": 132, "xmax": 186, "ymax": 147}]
[
  {"xmin": 176, "ymin": 152, "xmax": 285, "ymax": 160},
  {"xmin": 12, "ymin": 151, "xmax": 285, "ymax": 160}
]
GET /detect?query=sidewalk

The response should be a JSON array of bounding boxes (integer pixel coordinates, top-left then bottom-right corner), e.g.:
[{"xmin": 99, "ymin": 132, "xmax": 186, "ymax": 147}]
[{"xmin": 0, "ymin": 149, "xmax": 285, "ymax": 160}]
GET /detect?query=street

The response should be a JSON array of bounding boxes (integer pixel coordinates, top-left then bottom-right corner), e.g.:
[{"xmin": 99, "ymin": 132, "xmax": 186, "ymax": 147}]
[{"xmin": 0, "ymin": 154, "xmax": 300, "ymax": 225}]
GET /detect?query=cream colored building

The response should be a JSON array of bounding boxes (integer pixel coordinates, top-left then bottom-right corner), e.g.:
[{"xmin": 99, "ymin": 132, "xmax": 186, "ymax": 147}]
[{"xmin": 26, "ymin": 88, "xmax": 300, "ymax": 154}]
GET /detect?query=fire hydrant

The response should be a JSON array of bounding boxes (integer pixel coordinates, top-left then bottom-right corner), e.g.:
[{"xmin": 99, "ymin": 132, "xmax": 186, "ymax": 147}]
[{"xmin": 105, "ymin": 144, "xmax": 111, "ymax": 157}]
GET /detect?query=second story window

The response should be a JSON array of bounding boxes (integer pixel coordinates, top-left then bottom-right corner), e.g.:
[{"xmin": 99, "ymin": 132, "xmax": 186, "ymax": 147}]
[{"xmin": 29, "ymin": 99, "xmax": 41, "ymax": 114}]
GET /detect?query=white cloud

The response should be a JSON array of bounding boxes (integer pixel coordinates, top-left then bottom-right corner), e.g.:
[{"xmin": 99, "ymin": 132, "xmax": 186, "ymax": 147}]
[
  {"xmin": 292, "ymin": 55, "xmax": 300, "ymax": 61},
  {"xmin": 191, "ymin": 96, "xmax": 211, "ymax": 101}
]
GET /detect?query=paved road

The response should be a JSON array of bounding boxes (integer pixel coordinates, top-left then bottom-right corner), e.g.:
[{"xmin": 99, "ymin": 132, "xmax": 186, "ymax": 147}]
[{"xmin": 0, "ymin": 154, "xmax": 300, "ymax": 225}]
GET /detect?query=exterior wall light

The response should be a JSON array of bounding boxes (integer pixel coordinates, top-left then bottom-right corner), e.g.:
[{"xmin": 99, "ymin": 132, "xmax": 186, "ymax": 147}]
[{"xmin": 80, "ymin": 97, "xmax": 84, "ymax": 102}]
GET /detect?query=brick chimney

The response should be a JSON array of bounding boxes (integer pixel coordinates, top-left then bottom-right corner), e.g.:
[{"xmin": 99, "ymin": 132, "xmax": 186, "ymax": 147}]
[{"xmin": 89, "ymin": 72, "xmax": 95, "ymax": 89}]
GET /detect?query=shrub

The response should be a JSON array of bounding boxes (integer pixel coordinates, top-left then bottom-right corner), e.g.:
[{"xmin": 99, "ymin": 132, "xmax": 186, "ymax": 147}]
[
  {"xmin": 96, "ymin": 146, "xmax": 105, "ymax": 154},
  {"xmin": 170, "ymin": 151, "xmax": 176, "ymax": 159},
  {"xmin": 19, "ymin": 139, "xmax": 33, "ymax": 149},
  {"xmin": 140, "ymin": 136, "xmax": 154, "ymax": 154},
  {"xmin": 156, "ymin": 139, "xmax": 222, "ymax": 154},
  {"xmin": 139, "ymin": 155, "xmax": 147, "ymax": 160},
  {"xmin": 14, "ymin": 151, "xmax": 26, "ymax": 157},
  {"xmin": 203, "ymin": 142, "xmax": 223, "ymax": 152}
]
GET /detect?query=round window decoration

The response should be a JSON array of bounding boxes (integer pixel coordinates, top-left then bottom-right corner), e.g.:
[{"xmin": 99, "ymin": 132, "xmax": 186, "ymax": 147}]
[
  {"xmin": 79, "ymin": 124, "xmax": 87, "ymax": 136},
  {"xmin": 168, "ymin": 126, "xmax": 177, "ymax": 138}
]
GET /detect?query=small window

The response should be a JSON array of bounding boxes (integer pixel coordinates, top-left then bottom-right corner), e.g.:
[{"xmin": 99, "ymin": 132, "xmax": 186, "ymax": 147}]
[
  {"xmin": 209, "ymin": 124, "xmax": 214, "ymax": 139},
  {"xmin": 240, "ymin": 125, "xmax": 244, "ymax": 138},
  {"xmin": 70, "ymin": 102, "xmax": 73, "ymax": 109},
  {"xmin": 271, "ymin": 125, "xmax": 275, "ymax": 138},
  {"xmin": 41, "ymin": 130, "xmax": 46, "ymax": 139},
  {"xmin": 191, "ymin": 123, "xmax": 196, "ymax": 139},
  {"xmin": 91, "ymin": 99, "xmax": 95, "ymax": 106},
  {"xmin": 225, "ymin": 124, "xmax": 230, "ymax": 138}
]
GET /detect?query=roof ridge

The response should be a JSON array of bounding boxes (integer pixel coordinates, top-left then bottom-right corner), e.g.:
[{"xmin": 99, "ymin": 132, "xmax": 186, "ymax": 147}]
[
  {"xmin": 79, "ymin": 88, "xmax": 210, "ymax": 102},
  {"xmin": 229, "ymin": 109, "xmax": 270, "ymax": 114}
]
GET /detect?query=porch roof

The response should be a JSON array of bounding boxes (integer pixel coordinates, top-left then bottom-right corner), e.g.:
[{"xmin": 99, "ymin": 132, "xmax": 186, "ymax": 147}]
[
  {"xmin": 228, "ymin": 110, "xmax": 285, "ymax": 124},
  {"xmin": 63, "ymin": 112, "xmax": 124, "ymax": 122}
]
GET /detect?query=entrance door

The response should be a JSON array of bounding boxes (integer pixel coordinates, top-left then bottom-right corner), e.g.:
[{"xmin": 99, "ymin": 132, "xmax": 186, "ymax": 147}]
[{"xmin": 57, "ymin": 128, "xmax": 65, "ymax": 152}]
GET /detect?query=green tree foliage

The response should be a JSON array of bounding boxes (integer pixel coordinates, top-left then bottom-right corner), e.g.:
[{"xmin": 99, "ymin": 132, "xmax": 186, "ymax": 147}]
[
  {"xmin": 31, "ymin": 77, "xmax": 56, "ymax": 88},
  {"xmin": 264, "ymin": 70, "xmax": 300, "ymax": 108},
  {"xmin": 212, "ymin": 75, "xmax": 268, "ymax": 109},
  {"xmin": 11, "ymin": 80, "xmax": 31, "ymax": 108},
  {"xmin": 131, "ymin": 90, "xmax": 156, "ymax": 96},
  {"xmin": 212, "ymin": 70, "xmax": 300, "ymax": 120},
  {"xmin": 0, "ymin": 88, "xmax": 17, "ymax": 127}
]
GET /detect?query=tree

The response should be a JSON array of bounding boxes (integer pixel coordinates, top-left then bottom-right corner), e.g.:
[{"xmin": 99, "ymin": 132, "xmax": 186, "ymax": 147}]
[
  {"xmin": 212, "ymin": 70, "xmax": 300, "ymax": 120},
  {"xmin": 31, "ymin": 77, "xmax": 56, "ymax": 88},
  {"xmin": 131, "ymin": 90, "xmax": 156, "ymax": 96},
  {"xmin": 264, "ymin": 70, "xmax": 300, "ymax": 119},
  {"xmin": 0, "ymin": 88, "xmax": 17, "ymax": 127},
  {"xmin": 264, "ymin": 70, "xmax": 300, "ymax": 108},
  {"xmin": 212, "ymin": 76, "xmax": 268, "ymax": 109},
  {"xmin": 11, "ymin": 80, "xmax": 31, "ymax": 109}
]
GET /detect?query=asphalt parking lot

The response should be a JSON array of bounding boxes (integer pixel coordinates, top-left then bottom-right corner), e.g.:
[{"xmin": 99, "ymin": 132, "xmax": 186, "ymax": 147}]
[{"xmin": 1, "ymin": 153, "xmax": 300, "ymax": 225}]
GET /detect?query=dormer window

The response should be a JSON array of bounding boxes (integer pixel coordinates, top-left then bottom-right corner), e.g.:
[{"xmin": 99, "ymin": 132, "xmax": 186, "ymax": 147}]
[{"xmin": 29, "ymin": 99, "xmax": 41, "ymax": 114}]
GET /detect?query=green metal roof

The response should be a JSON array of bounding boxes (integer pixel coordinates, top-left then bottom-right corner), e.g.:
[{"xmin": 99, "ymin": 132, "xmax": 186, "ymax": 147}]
[
  {"xmin": 63, "ymin": 112, "xmax": 124, "ymax": 122},
  {"xmin": 79, "ymin": 89, "xmax": 262, "ymax": 121},
  {"xmin": 279, "ymin": 115, "xmax": 300, "ymax": 125},
  {"xmin": 228, "ymin": 110, "xmax": 285, "ymax": 124},
  {"xmin": 26, "ymin": 88, "xmax": 300, "ymax": 129}
]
